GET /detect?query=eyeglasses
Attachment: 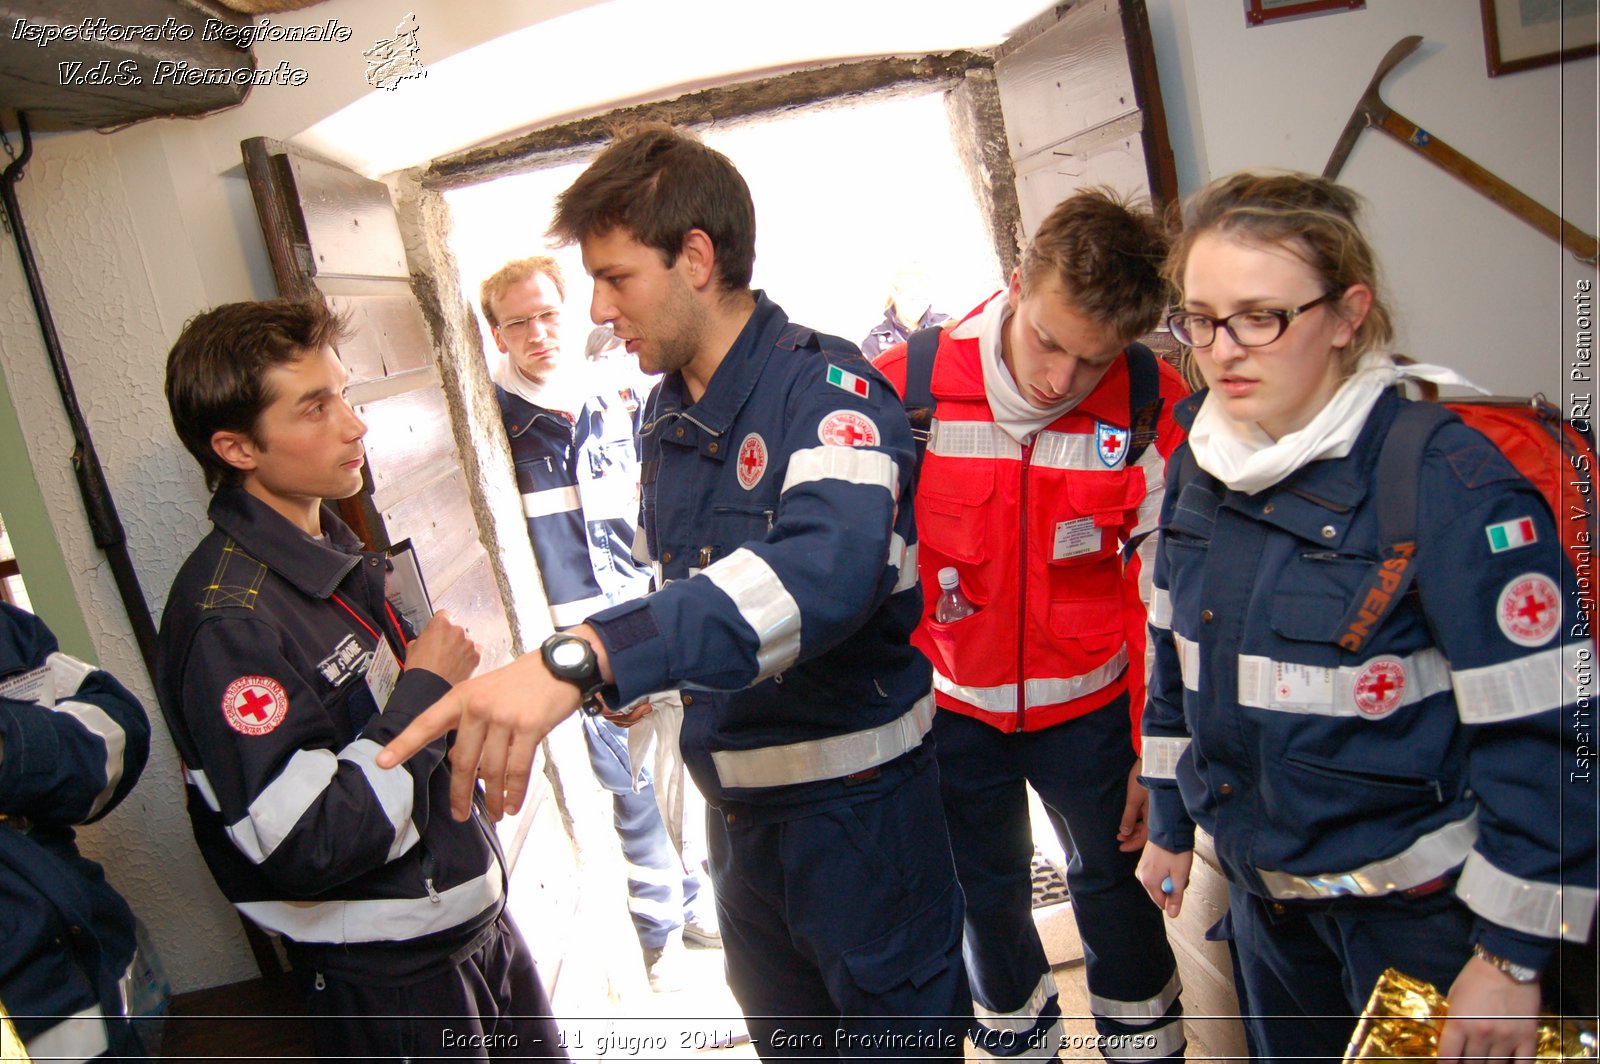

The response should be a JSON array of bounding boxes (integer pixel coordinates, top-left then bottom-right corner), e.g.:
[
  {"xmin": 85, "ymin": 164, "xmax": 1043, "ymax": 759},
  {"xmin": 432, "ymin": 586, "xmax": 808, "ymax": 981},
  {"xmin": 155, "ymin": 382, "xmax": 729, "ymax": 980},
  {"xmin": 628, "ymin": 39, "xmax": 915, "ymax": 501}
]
[
  {"xmin": 494, "ymin": 310, "xmax": 559, "ymax": 339},
  {"xmin": 1165, "ymin": 292, "xmax": 1338, "ymax": 349}
]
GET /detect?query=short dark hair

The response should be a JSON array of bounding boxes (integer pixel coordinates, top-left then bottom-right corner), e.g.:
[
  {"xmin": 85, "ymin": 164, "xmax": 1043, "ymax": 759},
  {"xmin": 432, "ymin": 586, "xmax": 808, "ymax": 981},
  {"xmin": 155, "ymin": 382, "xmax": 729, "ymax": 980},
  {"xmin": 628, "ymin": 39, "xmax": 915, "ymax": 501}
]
[
  {"xmin": 165, "ymin": 298, "xmax": 349, "ymax": 490},
  {"xmin": 548, "ymin": 122, "xmax": 756, "ymax": 293},
  {"xmin": 1020, "ymin": 188, "xmax": 1170, "ymax": 345}
]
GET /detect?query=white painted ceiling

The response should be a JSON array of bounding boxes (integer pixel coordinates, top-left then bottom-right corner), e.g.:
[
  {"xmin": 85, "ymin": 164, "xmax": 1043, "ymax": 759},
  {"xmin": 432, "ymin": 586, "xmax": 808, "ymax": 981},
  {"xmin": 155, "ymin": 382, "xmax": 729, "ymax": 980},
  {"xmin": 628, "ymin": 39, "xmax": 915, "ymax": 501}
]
[{"xmin": 298, "ymin": 0, "xmax": 1056, "ymax": 176}]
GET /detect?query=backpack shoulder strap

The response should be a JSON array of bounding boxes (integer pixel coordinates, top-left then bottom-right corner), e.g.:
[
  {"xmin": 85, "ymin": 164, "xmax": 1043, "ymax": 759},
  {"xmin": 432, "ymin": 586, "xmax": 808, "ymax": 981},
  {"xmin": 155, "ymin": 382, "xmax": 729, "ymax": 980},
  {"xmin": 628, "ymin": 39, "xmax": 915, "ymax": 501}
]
[
  {"xmin": 1331, "ymin": 400, "xmax": 1454, "ymax": 653},
  {"xmin": 1123, "ymin": 342, "xmax": 1164, "ymax": 466},
  {"xmin": 903, "ymin": 326, "xmax": 943, "ymax": 469}
]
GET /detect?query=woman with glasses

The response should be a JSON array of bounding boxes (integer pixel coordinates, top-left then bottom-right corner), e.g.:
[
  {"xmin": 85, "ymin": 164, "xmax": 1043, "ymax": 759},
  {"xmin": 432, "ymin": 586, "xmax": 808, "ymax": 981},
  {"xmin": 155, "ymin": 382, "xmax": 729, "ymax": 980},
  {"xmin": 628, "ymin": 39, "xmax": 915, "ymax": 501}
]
[{"xmin": 1134, "ymin": 171, "xmax": 1593, "ymax": 1063}]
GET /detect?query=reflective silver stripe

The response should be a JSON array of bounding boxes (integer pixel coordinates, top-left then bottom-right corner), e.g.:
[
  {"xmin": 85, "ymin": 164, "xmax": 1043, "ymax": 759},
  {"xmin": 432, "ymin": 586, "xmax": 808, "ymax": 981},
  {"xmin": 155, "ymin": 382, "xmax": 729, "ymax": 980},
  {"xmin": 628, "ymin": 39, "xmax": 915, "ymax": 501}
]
[
  {"xmin": 701, "ymin": 548, "xmax": 801, "ymax": 680},
  {"xmin": 632, "ymin": 525, "xmax": 652, "ymax": 564},
  {"xmin": 1024, "ymin": 646, "xmax": 1128, "ymax": 707},
  {"xmin": 51, "ymin": 697, "xmax": 125, "ymax": 818},
  {"xmin": 1032, "ymin": 430, "xmax": 1110, "ymax": 471},
  {"xmin": 1237, "ymin": 647, "xmax": 1452, "ymax": 716},
  {"xmin": 1148, "ymin": 588, "xmax": 1172, "ymax": 630},
  {"xmin": 932, "ymin": 649, "xmax": 1128, "ymax": 716},
  {"xmin": 1453, "ymin": 642, "xmax": 1585, "ymax": 724},
  {"xmin": 711, "ymin": 694, "xmax": 933, "ymax": 789},
  {"xmin": 237, "ymin": 867, "xmax": 504, "ymax": 943},
  {"xmin": 47, "ymin": 650, "xmax": 95, "ymax": 695},
  {"xmin": 522, "ymin": 484, "xmax": 581, "ymax": 518},
  {"xmin": 628, "ymin": 895, "xmax": 679, "ymax": 922},
  {"xmin": 928, "ymin": 419, "xmax": 1023, "ymax": 461},
  {"xmin": 781, "ymin": 445, "xmax": 897, "ymax": 496},
  {"xmin": 1087, "ymin": 969, "xmax": 1181, "ymax": 1027},
  {"xmin": 339, "ymin": 738, "xmax": 420, "ymax": 862},
  {"xmin": 1257, "ymin": 811, "xmax": 1478, "ymax": 899},
  {"xmin": 1142, "ymin": 736, "xmax": 1190, "ymax": 780},
  {"xmin": 185, "ymin": 766, "xmax": 222, "ymax": 812},
  {"xmin": 549, "ymin": 591, "xmax": 609, "ymax": 630},
  {"xmin": 1456, "ymin": 850, "xmax": 1599, "ymax": 943},
  {"xmin": 1103, "ymin": 1018, "xmax": 1188, "ymax": 1061},
  {"xmin": 970, "ymin": 971, "xmax": 1065, "ymax": 1063},
  {"xmin": 228, "ymin": 748, "xmax": 338, "ymax": 864},
  {"xmin": 24, "ymin": 1004, "xmax": 108, "ymax": 1063},
  {"xmin": 973, "ymin": 969, "xmax": 1055, "ymax": 1028},
  {"xmin": 889, "ymin": 534, "xmax": 920, "ymax": 594},
  {"xmin": 1172, "ymin": 633, "xmax": 1200, "ymax": 691},
  {"xmin": 1132, "ymin": 450, "xmax": 1165, "ymax": 541}
]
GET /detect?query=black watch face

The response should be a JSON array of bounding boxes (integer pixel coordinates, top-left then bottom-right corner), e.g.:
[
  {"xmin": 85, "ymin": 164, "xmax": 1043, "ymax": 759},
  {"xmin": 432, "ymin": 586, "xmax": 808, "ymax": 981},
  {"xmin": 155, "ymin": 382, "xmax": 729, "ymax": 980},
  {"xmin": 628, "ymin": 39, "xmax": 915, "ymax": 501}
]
[{"xmin": 550, "ymin": 640, "xmax": 588, "ymax": 671}]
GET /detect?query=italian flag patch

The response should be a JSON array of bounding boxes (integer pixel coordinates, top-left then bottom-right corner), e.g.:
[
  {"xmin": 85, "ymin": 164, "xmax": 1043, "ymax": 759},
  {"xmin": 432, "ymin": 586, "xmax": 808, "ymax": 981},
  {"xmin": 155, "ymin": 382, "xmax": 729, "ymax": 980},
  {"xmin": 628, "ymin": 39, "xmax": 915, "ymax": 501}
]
[
  {"xmin": 1485, "ymin": 516, "xmax": 1537, "ymax": 553},
  {"xmin": 826, "ymin": 365, "xmax": 870, "ymax": 398}
]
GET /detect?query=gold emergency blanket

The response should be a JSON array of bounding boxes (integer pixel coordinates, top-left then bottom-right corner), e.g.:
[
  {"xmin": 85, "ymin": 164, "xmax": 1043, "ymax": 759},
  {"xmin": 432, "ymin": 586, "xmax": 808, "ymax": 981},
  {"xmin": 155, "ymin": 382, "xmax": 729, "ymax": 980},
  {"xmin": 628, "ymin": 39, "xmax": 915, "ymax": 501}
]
[
  {"xmin": 0, "ymin": 997, "xmax": 33, "ymax": 1064},
  {"xmin": 1343, "ymin": 968, "xmax": 1596, "ymax": 1061}
]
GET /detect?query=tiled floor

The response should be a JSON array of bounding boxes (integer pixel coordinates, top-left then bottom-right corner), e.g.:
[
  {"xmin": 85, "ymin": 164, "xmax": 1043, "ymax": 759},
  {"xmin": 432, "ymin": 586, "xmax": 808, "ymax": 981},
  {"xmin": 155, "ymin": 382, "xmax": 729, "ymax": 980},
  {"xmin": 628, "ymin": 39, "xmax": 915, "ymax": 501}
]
[{"xmin": 554, "ymin": 902, "xmax": 1221, "ymax": 1064}]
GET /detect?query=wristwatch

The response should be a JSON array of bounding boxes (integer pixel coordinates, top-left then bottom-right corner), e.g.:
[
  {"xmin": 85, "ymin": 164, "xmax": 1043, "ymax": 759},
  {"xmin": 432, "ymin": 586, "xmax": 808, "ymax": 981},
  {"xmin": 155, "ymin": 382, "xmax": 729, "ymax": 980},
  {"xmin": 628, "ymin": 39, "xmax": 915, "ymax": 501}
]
[
  {"xmin": 540, "ymin": 633, "xmax": 605, "ymax": 715},
  {"xmin": 1472, "ymin": 942, "xmax": 1540, "ymax": 985}
]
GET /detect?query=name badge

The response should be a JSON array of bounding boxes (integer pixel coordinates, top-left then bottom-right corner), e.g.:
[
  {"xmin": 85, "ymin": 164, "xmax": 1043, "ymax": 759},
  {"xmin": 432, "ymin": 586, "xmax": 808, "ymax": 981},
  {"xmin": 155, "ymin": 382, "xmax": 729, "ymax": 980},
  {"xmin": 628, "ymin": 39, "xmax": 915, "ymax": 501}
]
[
  {"xmin": 365, "ymin": 639, "xmax": 403, "ymax": 712},
  {"xmin": 0, "ymin": 664, "xmax": 54, "ymax": 706},
  {"xmin": 1053, "ymin": 516, "xmax": 1102, "ymax": 560}
]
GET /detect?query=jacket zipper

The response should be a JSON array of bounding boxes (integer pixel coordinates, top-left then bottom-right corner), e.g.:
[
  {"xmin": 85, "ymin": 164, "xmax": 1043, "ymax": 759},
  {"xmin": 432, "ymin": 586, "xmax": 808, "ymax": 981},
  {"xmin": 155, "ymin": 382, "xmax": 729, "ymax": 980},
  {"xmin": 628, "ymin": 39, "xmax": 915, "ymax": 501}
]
[{"xmin": 1017, "ymin": 441, "xmax": 1033, "ymax": 730}]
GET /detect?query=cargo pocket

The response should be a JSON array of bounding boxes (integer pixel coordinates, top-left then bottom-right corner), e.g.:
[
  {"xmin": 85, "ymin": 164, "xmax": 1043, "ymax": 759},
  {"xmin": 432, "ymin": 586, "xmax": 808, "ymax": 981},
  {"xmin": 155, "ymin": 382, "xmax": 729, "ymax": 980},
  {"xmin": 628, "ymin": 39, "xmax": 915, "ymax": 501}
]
[
  {"xmin": 917, "ymin": 460, "xmax": 994, "ymax": 565},
  {"xmin": 839, "ymin": 881, "xmax": 965, "ymax": 1009}
]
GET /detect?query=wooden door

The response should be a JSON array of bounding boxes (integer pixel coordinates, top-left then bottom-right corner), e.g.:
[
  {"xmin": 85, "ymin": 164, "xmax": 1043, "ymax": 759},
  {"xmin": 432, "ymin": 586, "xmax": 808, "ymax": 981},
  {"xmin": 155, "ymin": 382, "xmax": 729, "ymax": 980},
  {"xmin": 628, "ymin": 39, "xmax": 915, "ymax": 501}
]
[{"xmin": 995, "ymin": 0, "xmax": 1178, "ymax": 235}]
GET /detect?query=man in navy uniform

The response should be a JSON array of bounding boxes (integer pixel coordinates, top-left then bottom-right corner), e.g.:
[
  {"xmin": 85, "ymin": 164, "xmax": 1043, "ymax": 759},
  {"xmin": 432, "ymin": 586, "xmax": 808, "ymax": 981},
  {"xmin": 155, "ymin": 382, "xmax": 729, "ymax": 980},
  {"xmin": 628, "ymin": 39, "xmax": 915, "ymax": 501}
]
[
  {"xmin": 383, "ymin": 124, "xmax": 972, "ymax": 1059},
  {"xmin": 2, "ymin": 602, "xmax": 152, "ymax": 1061},
  {"xmin": 157, "ymin": 298, "xmax": 564, "ymax": 1060}
]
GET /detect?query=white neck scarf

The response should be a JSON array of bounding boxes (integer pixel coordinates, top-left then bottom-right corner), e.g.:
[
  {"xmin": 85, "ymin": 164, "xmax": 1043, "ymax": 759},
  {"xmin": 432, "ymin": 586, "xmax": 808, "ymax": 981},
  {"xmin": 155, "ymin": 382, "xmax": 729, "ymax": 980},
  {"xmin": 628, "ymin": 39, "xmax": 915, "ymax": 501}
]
[
  {"xmin": 491, "ymin": 354, "xmax": 590, "ymax": 416},
  {"xmin": 964, "ymin": 294, "xmax": 1080, "ymax": 444},
  {"xmin": 1188, "ymin": 351, "xmax": 1485, "ymax": 495}
]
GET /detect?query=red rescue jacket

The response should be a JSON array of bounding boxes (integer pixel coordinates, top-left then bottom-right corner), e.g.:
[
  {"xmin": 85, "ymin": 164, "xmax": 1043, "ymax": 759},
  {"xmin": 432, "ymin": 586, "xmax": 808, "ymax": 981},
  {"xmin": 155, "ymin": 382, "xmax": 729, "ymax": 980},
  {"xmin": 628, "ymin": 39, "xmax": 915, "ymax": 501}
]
[{"xmin": 876, "ymin": 297, "xmax": 1188, "ymax": 745}]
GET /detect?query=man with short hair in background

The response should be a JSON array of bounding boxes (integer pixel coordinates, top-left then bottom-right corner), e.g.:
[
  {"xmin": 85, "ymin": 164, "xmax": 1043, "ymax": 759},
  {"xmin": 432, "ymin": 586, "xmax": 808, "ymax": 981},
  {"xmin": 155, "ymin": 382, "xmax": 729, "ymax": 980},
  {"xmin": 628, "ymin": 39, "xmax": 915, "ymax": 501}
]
[{"xmin": 481, "ymin": 256, "xmax": 714, "ymax": 992}]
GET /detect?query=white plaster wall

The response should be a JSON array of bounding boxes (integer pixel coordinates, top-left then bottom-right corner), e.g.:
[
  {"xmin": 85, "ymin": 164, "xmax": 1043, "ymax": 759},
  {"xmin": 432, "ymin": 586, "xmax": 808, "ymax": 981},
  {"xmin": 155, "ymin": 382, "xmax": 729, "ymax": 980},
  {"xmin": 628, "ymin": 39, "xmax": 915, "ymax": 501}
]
[
  {"xmin": 0, "ymin": 0, "xmax": 617, "ymax": 994},
  {"xmin": 1146, "ymin": 0, "xmax": 1597, "ymax": 403}
]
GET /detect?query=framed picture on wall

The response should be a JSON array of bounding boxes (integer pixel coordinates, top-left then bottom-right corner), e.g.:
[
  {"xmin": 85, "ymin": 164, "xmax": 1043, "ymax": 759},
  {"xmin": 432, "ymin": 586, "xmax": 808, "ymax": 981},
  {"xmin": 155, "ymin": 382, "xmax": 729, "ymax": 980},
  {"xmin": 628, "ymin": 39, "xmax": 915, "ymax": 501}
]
[
  {"xmin": 1481, "ymin": 0, "xmax": 1600, "ymax": 76},
  {"xmin": 1243, "ymin": 0, "xmax": 1364, "ymax": 27}
]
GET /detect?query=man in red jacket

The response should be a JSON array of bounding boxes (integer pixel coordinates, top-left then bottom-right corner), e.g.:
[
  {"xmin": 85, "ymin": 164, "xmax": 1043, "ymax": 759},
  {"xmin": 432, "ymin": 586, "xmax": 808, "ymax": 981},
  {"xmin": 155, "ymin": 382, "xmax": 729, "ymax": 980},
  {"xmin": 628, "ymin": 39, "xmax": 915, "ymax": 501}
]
[{"xmin": 875, "ymin": 190, "xmax": 1189, "ymax": 1062}]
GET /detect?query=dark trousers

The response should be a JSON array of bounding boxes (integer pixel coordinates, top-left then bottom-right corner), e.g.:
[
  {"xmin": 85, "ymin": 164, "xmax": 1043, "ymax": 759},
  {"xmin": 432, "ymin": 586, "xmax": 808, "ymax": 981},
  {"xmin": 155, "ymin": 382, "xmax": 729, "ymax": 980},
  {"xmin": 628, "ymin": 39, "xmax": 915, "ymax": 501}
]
[
  {"xmin": 583, "ymin": 715, "xmax": 703, "ymax": 949},
  {"xmin": 294, "ymin": 914, "xmax": 568, "ymax": 1062},
  {"xmin": 1226, "ymin": 882, "xmax": 1474, "ymax": 1064},
  {"xmin": 934, "ymin": 702, "xmax": 1185, "ymax": 1061},
  {"xmin": 707, "ymin": 752, "xmax": 972, "ymax": 1061}
]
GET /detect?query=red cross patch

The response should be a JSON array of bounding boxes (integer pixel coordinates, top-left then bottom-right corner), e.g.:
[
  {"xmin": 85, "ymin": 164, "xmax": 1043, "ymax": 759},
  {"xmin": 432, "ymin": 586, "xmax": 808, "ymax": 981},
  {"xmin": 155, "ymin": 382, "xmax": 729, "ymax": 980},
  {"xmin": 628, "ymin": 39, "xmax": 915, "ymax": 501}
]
[
  {"xmin": 1351, "ymin": 656, "xmax": 1406, "ymax": 719},
  {"xmin": 737, "ymin": 433, "xmax": 768, "ymax": 491},
  {"xmin": 818, "ymin": 410, "xmax": 880, "ymax": 449},
  {"xmin": 1496, "ymin": 572, "xmax": 1560, "ymax": 647},
  {"xmin": 222, "ymin": 675, "xmax": 289, "ymax": 736},
  {"xmin": 1096, "ymin": 422, "xmax": 1129, "ymax": 468}
]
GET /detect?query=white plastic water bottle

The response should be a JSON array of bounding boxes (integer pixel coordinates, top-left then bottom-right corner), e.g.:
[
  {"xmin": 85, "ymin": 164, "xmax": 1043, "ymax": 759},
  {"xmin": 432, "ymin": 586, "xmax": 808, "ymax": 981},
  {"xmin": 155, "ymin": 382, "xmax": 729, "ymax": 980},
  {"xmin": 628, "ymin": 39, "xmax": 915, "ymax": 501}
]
[{"xmin": 935, "ymin": 567, "xmax": 978, "ymax": 624}]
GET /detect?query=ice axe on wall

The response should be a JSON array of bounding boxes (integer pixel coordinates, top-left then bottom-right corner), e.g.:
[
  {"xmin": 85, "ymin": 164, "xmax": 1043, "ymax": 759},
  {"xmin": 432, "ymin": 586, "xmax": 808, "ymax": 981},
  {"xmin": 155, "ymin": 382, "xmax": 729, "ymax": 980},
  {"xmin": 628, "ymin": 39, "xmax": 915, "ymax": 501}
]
[{"xmin": 1324, "ymin": 35, "xmax": 1598, "ymax": 266}]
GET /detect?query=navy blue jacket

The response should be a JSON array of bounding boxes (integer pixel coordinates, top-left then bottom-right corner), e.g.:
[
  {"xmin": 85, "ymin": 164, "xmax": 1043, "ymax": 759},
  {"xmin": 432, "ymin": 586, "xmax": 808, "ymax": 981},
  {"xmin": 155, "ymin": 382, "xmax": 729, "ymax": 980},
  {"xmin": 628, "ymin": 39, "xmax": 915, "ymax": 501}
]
[
  {"xmin": 1142, "ymin": 390, "xmax": 1597, "ymax": 971},
  {"xmin": 154, "ymin": 487, "xmax": 504, "ymax": 980},
  {"xmin": 1, "ymin": 602, "xmax": 149, "ymax": 1059},
  {"xmin": 587, "ymin": 293, "xmax": 929, "ymax": 808},
  {"xmin": 496, "ymin": 384, "xmax": 649, "ymax": 628}
]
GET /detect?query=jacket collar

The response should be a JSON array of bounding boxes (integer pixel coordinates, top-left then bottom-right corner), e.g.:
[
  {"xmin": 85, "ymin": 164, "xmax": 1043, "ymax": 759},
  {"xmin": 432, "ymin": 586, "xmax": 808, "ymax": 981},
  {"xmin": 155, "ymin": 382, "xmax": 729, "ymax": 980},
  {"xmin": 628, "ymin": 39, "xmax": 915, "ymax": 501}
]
[
  {"xmin": 1181, "ymin": 389, "xmax": 1401, "ymax": 544},
  {"xmin": 937, "ymin": 293, "xmax": 1139, "ymax": 429},
  {"xmin": 657, "ymin": 292, "xmax": 788, "ymax": 437},
  {"xmin": 208, "ymin": 485, "xmax": 363, "ymax": 600}
]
